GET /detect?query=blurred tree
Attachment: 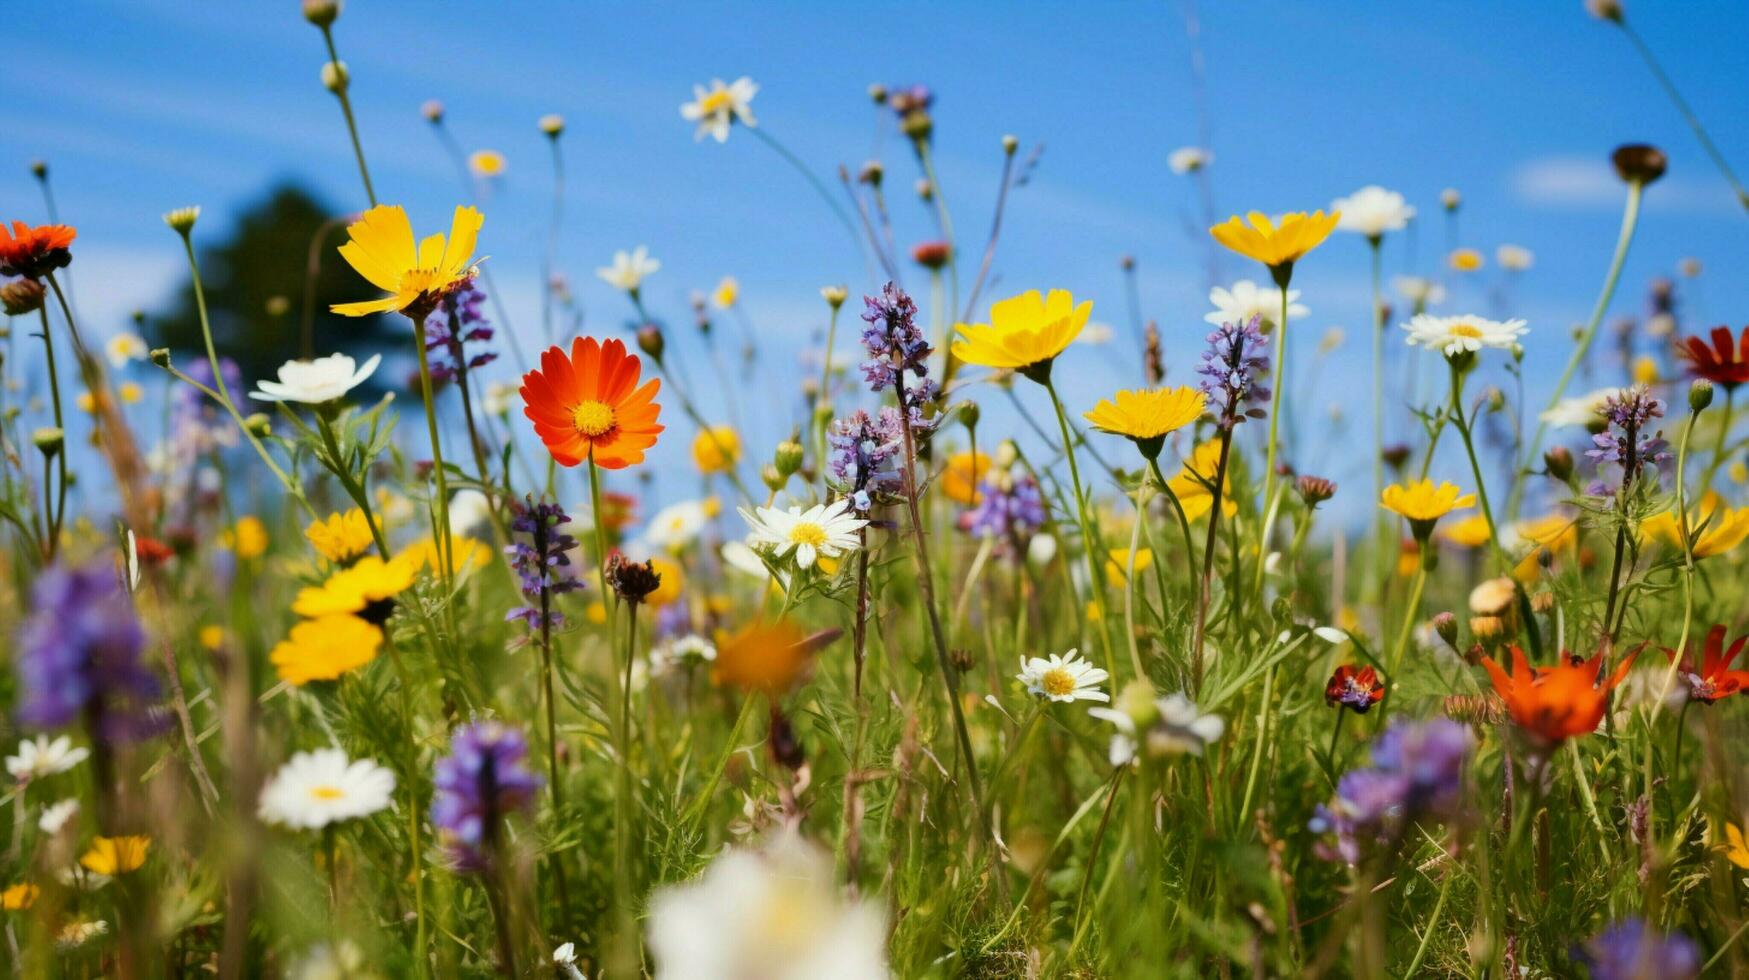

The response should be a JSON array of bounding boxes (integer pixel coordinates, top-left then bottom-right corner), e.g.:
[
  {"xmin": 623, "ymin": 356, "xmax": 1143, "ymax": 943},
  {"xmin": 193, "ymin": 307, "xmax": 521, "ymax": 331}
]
[{"xmin": 149, "ymin": 182, "xmax": 400, "ymax": 391}]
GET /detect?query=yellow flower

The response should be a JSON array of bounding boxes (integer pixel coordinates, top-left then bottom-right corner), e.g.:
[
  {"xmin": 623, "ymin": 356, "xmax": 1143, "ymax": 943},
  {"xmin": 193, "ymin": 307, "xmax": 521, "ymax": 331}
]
[
  {"xmin": 1447, "ymin": 248, "xmax": 1484, "ymax": 272},
  {"xmin": 270, "ymin": 614, "xmax": 383, "ymax": 685},
  {"xmin": 1643, "ymin": 491, "xmax": 1749, "ymax": 559},
  {"xmin": 712, "ymin": 275, "xmax": 739, "ymax": 309},
  {"xmin": 1084, "ymin": 386, "xmax": 1206, "ymax": 457},
  {"xmin": 292, "ymin": 556, "xmax": 416, "ymax": 620},
  {"xmin": 692, "ymin": 425, "xmax": 741, "ymax": 474},
  {"xmin": 1168, "ymin": 439, "xmax": 1236, "ymax": 523},
  {"xmin": 713, "ymin": 619, "xmax": 810, "ymax": 694},
  {"xmin": 1439, "ymin": 513, "xmax": 1493, "ymax": 549},
  {"xmin": 331, "ymin": 204, "xmax": 483, "ymax": 317},
  {"xmin": 1105, "ymin": 547, "xmax": 1154, "ymax": 586},
  {"xmin": 198, "ymin": 625, "xmax": 226, "ymax": 650},
  {"xmin": 118, "ymin": 382, "xmax": 143, "ymax": 404},
  {"xmin": 1631, "ymin": 354, "xmax": 1659, "ymax": 385},
  {"xmin": 646, "ymin": 556, "xmax": 684, "ymax": 607},
  {"xmin": 1722, "ymin": 820, "xmax": 1749, "ymax": 870},
  {"xmin": 1381, "ymin": 479, "xmax": 1475, "ymax": 539},
  {"xmin": 951, "ymin": 289, "xmax": 1091, "ymax": 381},
  {"xmin": 940, "ymin": 451, "xmax": 990, "ymax": 505},
  {"xmin": 76, "ymin": 391, "xmax": 96, "ymax": 413},
  {"xmin": 1209, "ymin": 211, "xmax": 1339, "ymax": 275},
  {"xmin": 467, "ymin": 149, "xmax": 506, "ymax": 178},
  {"xmin": 306, "ymin": 509, "xmax": 376, "ymax": 564},
  {"xmin": 1, "ymin": 883, "xmax": 38, "ymax": 911},
  {"xmin": 398, "ymin": 536, "xmax": 494, "ymax": 577},
  {"xmin": 221, "ymin": 516, "xmax": 269, "ymax": 559},
  {"xmin": 586, "ymin": 600, "xmax": 608, "ymax": 625},
  {"xmin": 80, "ymin": 836, "xmax": 150, "ymax": 876}
]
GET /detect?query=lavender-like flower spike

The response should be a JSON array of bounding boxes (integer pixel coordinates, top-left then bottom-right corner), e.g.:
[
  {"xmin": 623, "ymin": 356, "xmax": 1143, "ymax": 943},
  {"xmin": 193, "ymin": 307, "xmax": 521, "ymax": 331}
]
[
  {"xmin": 827, "ymin": 408, "xmax": 907, "ymax": 511},
  {"xmin": 1573, "ymin": 919, "xmax": 1701, "ymax": 980},
  {"xmin": 16, "ymin": 562, "xmax": 164, "ymax": 744},
  {"xmin": 505, "ymin": 497, "xmax": 584, "ymax": 630},
  {"xmin": 858, "ymin": 283, "xmax": 940, "ymax": 430},
  {"xmin": 1196, "ymin": 316, "xmax": 1271, "ymax": 430},
  {"xmin": 424, "ymin": 280, "xmax": 497, "ymax": 385},
  {"xmin": 430, "ymin": 720, "xmax": 543, "ymax": 872},
  {"xmin": 958, "ymin": 468, "xmax": 1047, "ymax": 552},
  {"xmin": 1309, "ymin": 719, "xmax": 1470, "ymax": 865},
  {"xmin": 1586, "ymin": 383, "xmax": 1668, "ymax": 488}
]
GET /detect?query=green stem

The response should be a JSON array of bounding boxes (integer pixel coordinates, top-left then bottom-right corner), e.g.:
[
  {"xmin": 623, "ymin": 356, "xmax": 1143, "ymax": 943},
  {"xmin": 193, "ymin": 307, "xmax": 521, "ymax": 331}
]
[
  {"xmin": 409, "ymin": 313, "xmax": 457, "ymax": 622},
  {"xmin": 1697, "ymin": 387, "xmax": 1734, "ymax": 501},
  {"xmin": 1386, "ymin": 562, "xmax": 1428, "ymax": 684},
  {"xmin": 320, "ymin": 27, "xmax": 377, "ymax": 207},
  {"xmin": 1258, "ymin": 274, "xmax": 1292, "ymax": 564},
  {"xmin": 1044, "ymin": 377, "xmax": 1115, "ymax": 672},
  {"xmin": 1368, "ymin": 237, "xmax": 1388, "ymax": 597},
  {"xmin": 1618, "ymin": 20, "xmax": 1749, "ymax": 211},
  {"xmin": 33, "ymin": 307, "xmax": 68, "ymax": 556},
  {"xmin": 1402, "ymin": 864, "xmax": 1454, "ymax": 977}
]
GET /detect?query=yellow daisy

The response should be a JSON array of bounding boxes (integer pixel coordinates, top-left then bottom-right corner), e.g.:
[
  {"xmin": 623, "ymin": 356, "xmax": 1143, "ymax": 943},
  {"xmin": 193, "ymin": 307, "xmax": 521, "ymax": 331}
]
[
  {"xmin": 951, "ymin": 289, "xmax": 1091, "ymax": 382},
  {"xmin": 1439, "ymin": 513, "xmax": 1493, "ymax": 549},
  {"xmin": 940, "ymin": 451, "xmax": 990, "ymax": 505},
  {"xmin": 306, "ymin": 508, "xmax": 376, "ymax": 564},
  {"xmin": 1643, "ymin": 491, "xmax": 1749, "ymax": 559},
  {"xmin": 1722, "ymin": 820, "xmax": 1749, "ymax": 870},
  {"xmin": 221, "ymin": 516, "xmax": 269, "ymax": 559},
  {"xmin": 1209, "ymin": 211, "xmax": 1339, "ymax": 279},
  {"xmin": 80, "ymin": 835, "xmax": 151, "ymax": 876},
  {"xmin": 1105, "ymin": 547, "xmax": 1154, "ymax": 586},
  {"xmin": 1168, "ymin": 439, "xmax": 1237, "ymax": 523},
  {"xmin": 1, "ymin": 883, "xmax": 38, "ymax": 911},
  {"xmin": 1448, "ymin": 247, "xmax": 1484, "ymax": 272},
  {"xmin": 1084, "ymin": 386, "xmax": 1207, "ymax": 459},
  {"xmin": 270, "ymin": 614, "xmax": 384, "ymax": 686},
  {"xmin": 1381, "ymin": 479, "xmax": 1475, "ymax": 539},
  {"xmin": 292, "ymin": 555, "xmax": 416, "ymax": 622},
  {"xmin": 691, "ymin": 425, "xmax": 741, "ymax": 474},
  {"xmin": 331, "ymin": 204, "xmax": 483, "ymax": 317},
  {"xmin": 468, "ymin": 149, "xmax": 506, "ymax": 178},
  {"xmin": 399, "ymin": 536, "xmax": 494, "ymax": 577}
]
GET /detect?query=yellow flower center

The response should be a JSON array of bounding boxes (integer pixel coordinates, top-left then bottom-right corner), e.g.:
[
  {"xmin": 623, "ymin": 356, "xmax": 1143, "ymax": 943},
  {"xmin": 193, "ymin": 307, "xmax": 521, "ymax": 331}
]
[
  {"xmin": 572, "ymin": 400, "xmax": 617, "ymax": 437},
  {"xmin": 699, "ymin": 89, "xmax": 735, "ymax": 114},
  {"xmin": 309, "ymin": 785, "xmax": 346, "ymax": 801},
  {"xmin": 398, "ymin": 267, "xmax": 448, "ymax": 296},
  {"xmin": 1042, "ymin": 667, "xmax": 1077, "ymax": 698},
  {"xmin": 1450, "ymin": 322, "xmax": 1484, "ymax": 339},
  {"xmin": 788, "ymin": 522, "xmax": 828, "ymax": 548}
]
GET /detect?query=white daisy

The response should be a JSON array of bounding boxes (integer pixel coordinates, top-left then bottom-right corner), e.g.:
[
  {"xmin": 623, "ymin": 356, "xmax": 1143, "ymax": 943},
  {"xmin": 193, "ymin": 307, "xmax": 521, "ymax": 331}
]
[
  {"xmin": 1016, "ymin": 649, "xmax": 1110, "ymax": 703},
  {"xmin": 648, "ymin": 832, "xmax": 886, "ymax": 980},
  {"xmin": 483, "ymin": 380, "xmax": 518, "ymax": 417},
  {"xmin": 1496, "ymin": 244, "xmax": 1535, "ymax": 271},
  {"xmin": 739, "ymin": 498, "xmax": 866, "ymax": 571},
  {"xmin": 1539, "ymin": 387, "xmax": 1622, "ymax": 428},
  {"xmin": 1400, "ymin": 313, "xmax": 1528, "ymax": 357},
  {"xmin": 1332, "ymin": 185, "xmax": 1415, "ymax": 239},
  {"xmin": 289, "ymin": 940, "xmax": 370, "ymax": 980},
  {"xmin": 1167, "ymin": 146, "xmax": 1211, "ymax": 175},
  {"xmin": 1392, "ymin": 276, "xmax": 1446, "ymax": 308},
  {"xmin": 38, "ymin": 798, "xmax": 80, "ymax": 834},
  {"xmin": 258, "ymin": 749, "xmax": 396, "ymax": 831},
  {"xmin": 6, "ymin": 734, "xmax": 90, "ymax": 782},
  {"xmin": 446, "ymin": 489, "xmax": 494, "ymax": 538},
  {"xmin": 1205, "ymin": 280, "xmax": 1308, "ymax": 332},
  {"xmin": 1091, "ymin": 693, "xmax": 1225, "ymax": 763},
  {"xmin": 106, "ymin": 332, "xmax": 148, "ymax": 369},
  {"xmin": 1026, "ymin": 533, "xmax": 1057, "ymax": 568},
  {"xmin": 647, "ymin": 499, "xmax": 713, "ymax": 552},
  {"xmin": 652, "ymin": 634, "xmax": 717, "ymax": 676},
  {"xmin": 249, "ymin": 353, "xmax": 381, "ymax": 404},
  {"xmin": 680, "ymin": 76, "xmax": 758, "ymax": 143},
  {"xmin": 596, "ymin": 246, "xmax": 660, "ymax": 293},
  {"xmin": 553, "ymin": 942, "xmax": 586, "ymax": 980},
  {"xmin": 721, "ymin": 539, "xmax": 778, "ymax": 582}
]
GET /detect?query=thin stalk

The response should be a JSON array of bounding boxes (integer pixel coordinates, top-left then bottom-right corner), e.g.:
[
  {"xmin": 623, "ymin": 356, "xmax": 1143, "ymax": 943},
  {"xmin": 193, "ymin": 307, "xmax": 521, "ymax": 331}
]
[
  {"xmin": 1190, "ymin": 427, "xmax": 1236, "ymax": 696},
  {"xmin": 319, "ymin": 27, "xmax": 377, "ymax": 207},
  {"xmin": 32, "ymin": 307, "xmax": 67, "ymax": 556},
  {"xmin": 1043, "ymin": 377, "xmax": 1116, "ymax": 672},
  {"xmin": 1368, "ymin": 237, "xmax": 1388, "ymax": 597},
  {"xmin": 408, "ymin": 311, "xmax": 458, "ymax": 626},
  {"xmin": 1617, "ymin": 20, "xmax": 1749, "ymax": 210},
  {"xmin": 1257, "ymin": 276, "xmax": 1292, "ymax": 565},
  {"xmin": 750, "ymin": 127, "xmax": 863, "ymax": 259}
]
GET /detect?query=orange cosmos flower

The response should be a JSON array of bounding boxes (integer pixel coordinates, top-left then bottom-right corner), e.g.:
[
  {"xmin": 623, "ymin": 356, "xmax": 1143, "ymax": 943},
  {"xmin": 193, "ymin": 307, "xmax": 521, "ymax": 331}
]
[
  {"xmin": 0, "ymin": 221, "xmax": 76, "ymax": 279},
  {"xmin": 1480, "ymin": 644, "xmax": 1638, "ymax": 744},
  {"xmin": 519, "ymin": 337, "xmax": 663, "ymax": 469}
]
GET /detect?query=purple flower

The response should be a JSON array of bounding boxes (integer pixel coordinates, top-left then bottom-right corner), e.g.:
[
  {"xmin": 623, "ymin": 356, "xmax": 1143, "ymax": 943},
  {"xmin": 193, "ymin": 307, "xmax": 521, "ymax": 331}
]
[
  {"xmin": 430, "ymin": 721, "xmax": 543, "ymax": 872},
  {"xmin": 169, "ymin": 356, "xmax": 242, "ymax": 463},
  {"xmin": 424, "ymin": 281, "xmax": 497, "ymax": 385},
  {"xmin": 1310, "ymin": 719, "xmax": 1470, "ymax": 865},
  {"xmin": 859, "ymin": 283, "xmax": 931, "ymax": 391},
  {"xmin": 504, "ymin": 497, "xmax": 584, "ymax": 631},
  {"xmin": 959, "ymin": 470, "xmax": 1047, "ymax": 552},
  {"xmin": 1586, "ymin": 384, "xmax": 1668, "ymax": 491},
  {"xmin": 1574, "ymin": 919, "xmax": 1700, "ymax": 980},
  {"xmin": 1196, "ymin": 316, "xmax": 1270, "ymax": 430},
  {"xmin": 828, "ymin": 408, "xmax": 908, "ymax": 511},
  {"xmin": 888, "ymin": 84, "xmax": 933, "ymax": 118},
  {"xmin": 15, "ymin": 562, "xmax": 163, "ymax": 744}
]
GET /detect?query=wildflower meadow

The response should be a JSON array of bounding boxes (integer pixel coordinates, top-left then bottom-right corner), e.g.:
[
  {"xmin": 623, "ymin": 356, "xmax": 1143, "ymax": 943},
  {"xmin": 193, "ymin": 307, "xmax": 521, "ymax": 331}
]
[{"xmin": 8, "ymin": 1, "xmax": 1749, "ymax": 976}]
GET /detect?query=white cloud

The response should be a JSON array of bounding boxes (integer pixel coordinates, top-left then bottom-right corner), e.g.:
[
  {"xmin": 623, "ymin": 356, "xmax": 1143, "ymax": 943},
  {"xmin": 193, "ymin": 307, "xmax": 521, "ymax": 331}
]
[{"xmin": 1509, "ymin": 155, "xmax": 1739, "ymax": 215}]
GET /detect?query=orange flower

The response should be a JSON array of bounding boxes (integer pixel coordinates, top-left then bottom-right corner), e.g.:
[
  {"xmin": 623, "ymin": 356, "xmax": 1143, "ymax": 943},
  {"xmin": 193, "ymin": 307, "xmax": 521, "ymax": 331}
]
[
  {"xmin": 713, "ymin": 619, "xmax": 811, "ymax": 695},
  {"xmin": 1480, "ymin": 645, "xmax": 1638, "ymax": 743},
  {"xmin": 519, "ymin": 337, "xmax": 663, "ymax": 469},
  {"xmin": 0, "ymin": 221, "xmax": 76, "ymax": 279}
]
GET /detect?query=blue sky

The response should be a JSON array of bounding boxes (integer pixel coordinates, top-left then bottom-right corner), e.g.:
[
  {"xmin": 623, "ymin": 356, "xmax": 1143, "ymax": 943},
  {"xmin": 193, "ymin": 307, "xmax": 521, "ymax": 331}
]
[{"xmin": 8, "ymin": 0, "xmax": 1749, "ymax": 522}]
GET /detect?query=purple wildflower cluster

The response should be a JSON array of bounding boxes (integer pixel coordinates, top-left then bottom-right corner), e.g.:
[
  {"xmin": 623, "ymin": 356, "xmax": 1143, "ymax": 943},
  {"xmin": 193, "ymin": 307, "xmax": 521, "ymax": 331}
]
[
  {"xmin": 1573, "ymin": 918, "xmax": 1700, "ymax": 980},
  {"xmin": 424, "ymin": 281, "xmax": 496, "ymax": 385},
  {"xmin": 859, "ymin": 283, "xmax": 939, "ymax": 423},
  {"xmin": 827, "ymin": 408, "xmax": 906, "ymax": 511},
  {"xmin": 16, "ymin": 562, "xmax": 163, "ymax": 744},
  {"xmin": 1196, "ymin": 316, "xmax": 1270, "ymax": 430},
  {"xmin": 1587, "ymin": 384, "xmax": 1668, "ymax": 492},
  {"xmin": 958, "ymin": 470, "xmax": 1047, "ymax": 549},
  {"xmin": 1309, "ymin": 719, "xmax": 1470, "ymax": 865},
  {"xmin": 430, "ymin": 720, "xmax": 543, "ymax": 872},
  {"xmin": 888, "ymin": 84, "xmax": 933, "ymax": 118},
  {"xmin": 169, "ymin": 357, "xmax": 242, "ymax": 463},
  {"xmin": 504, "ymin": 498, "xmax": 583, "ymax": 631}
]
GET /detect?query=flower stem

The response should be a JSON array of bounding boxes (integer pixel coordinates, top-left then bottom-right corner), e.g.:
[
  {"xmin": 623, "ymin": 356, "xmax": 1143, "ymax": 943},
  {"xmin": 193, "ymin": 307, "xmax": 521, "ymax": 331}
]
[
  {"xmin": 409, "ymin": 312, "xmax": 458, "ymax": 624},
  {"xmin": 1043, "ymin": 378, "xmax": 1116, "ymax": 674},
  {"xmin": 319, "ymin": 27, "xmax": 377, "ymax": 207},
  {"xmin": 1258, "ymin": 277, "xmax": 1292, "ymax": 564},
  {"xmin": 1190, "ymin": 426, "xmax": 1235, "ymax": 697},
  {"xmin": 1368, "ymin": 237, "xmax": 1388, "ymax": 597}
]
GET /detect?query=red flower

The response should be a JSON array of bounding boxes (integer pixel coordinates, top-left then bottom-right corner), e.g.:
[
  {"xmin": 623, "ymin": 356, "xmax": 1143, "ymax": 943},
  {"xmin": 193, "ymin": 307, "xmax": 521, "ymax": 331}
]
[
  {"xmin": 1324, "ymin": 664, "xmax": 1385, "ymax": 713},
  {"xmin": 132, "ymin": 535, "xmax": 176, "ymax": 566},
  {"xmin": 1677, "ymin": 325, "xmax": 1749, "ymax": 391},
  {"xmin": 1481, "ymin": 645, "xmax": 1638, "ymax": 744},
  {"xmin": 911, "ymin": 240, "xmax": 952, "ymax": 270},
  {"xmin": 1664, "ymin": 624, "xmax": 1749, "ymax": 704},
  {"xmin": 0, "ymin": 221, "xmax": 76, "ymax": 280},
  {"xmin": 518, "ymin": 337, "xmax": 663, "ymax": 469}
]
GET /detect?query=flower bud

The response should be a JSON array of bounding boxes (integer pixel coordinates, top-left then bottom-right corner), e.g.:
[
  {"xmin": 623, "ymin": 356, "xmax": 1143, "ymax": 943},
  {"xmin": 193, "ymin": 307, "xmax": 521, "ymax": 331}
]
[
  {"xmin": 1611, "ymin": 143, "xmax": 1667, "ymax": 185},
  {"xmin": 813, "ymin": 401, "xmax": 835, "ymax": 429},
  {"xmin": 915, "ymin": 177, "xmax": 933, "ymax": 201},
  {"xmin": 774, "ymin": 439, "xmax": 804, "ymax": 477},
  {"xmin": 1296, "ymin": 475, "xmax": 1336, "ymax": 506},
  {"xmin": 959, "ymin": 401, "xmax": 980, "ymax": 430},
  {"xmin": 1381, "ymin": 444, "xmax": 1411, "ymax": 470},
  {"xmin": 948, "ymin": 647, "xmax": 975, "ymax": 674},
  {"xmin": 1531, "ymin": 590, "xmax": 1556, "ymax": 615},
  {"xmin": 421, "ymin": 99, "xmax": 445, "ymax": 123},
  {"xmin": 29, "ymin": 160, "xmax": 47, "ymax": 180},
  {"xmin": 0, "ymin": 279, "xmax": 45, "ymax": 316},
  {"xmin": 821, "ymin": 284, "xmax": 848, "ymax": 308},
  {"xmin": 636, "ymin": 324, "xmax": 665, "ymax": 361},
  {"xmin": 539, "ymin": 113, "xmax": 565, "ymax": 137},
  {"xmin": 302, "ymin": 0, "xmax": 340, "ymax": 27},
  {"xmin": 1440, "ymin": 187, "xmax": 1461, "ymax": 211},
  {"xmin": 1002, "ymin": 134, "xmax": 1019, "ymax": 155},
  {"xmin": 32, "ymin": 427, "xmax": 63, "ymax": 455},
  {"xmin": 857, "ymin": 160, "xmax": 883, "ymax": 187},
  {"xmin": 1585, "ymin": 0, "xmax": 1623, "ymax": 23},
  {"xmin": 321, "ymin": 60, "xmax": 350, "ymax": 94},
  {"xmin": 149, "ymin": 348, "xmax": 172, "ymax": 368},
  {"xmin": 1544, "ymin": 446, "xmax": 1574, "ymax": 482},
  {"xmin": 901, "ymin": 110, "xmax": 933, "ymax": 141},
  {"xmin": 761, "ymin": 463, "xmax": 785, "ymax": 492},
  {"xmin": 911, "ymin": 240, "xmax": 951, "ymax": 270},
  {"xmin": 1484, "ymin": 387, "xmax": 1506, "ymax": 412},
  {"xmin": 1689, "ymin": 378, "xmax": 1714, "ymax": 413},
  {"xmin": 238, "ymin": 413, "xmax": 270, "ymax": 437},
  {"xmin": 867, "ymin": 83, "xmax": 888, "ymax": 104},
  {"xmin": 1433, "ymin": 611, "xmax": 1459, "ymax": 649},
  {"xmin": 162, "ymin": 206, "xmax": 200, "ymax": 235},
  {"xmin": 1468, "ymin": 576, "xmax": 1517, "ymax": 617}
]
